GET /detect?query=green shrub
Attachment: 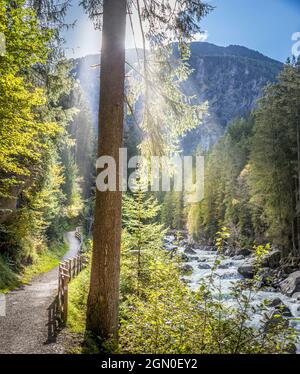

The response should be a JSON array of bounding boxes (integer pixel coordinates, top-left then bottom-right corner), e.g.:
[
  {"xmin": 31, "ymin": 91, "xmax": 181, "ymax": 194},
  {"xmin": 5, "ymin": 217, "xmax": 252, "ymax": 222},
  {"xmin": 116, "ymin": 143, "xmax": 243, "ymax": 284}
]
[
  {"xmin": 0, "ymin": 255, "xmax": 20, "ymax": 293},
  {"xmin": 0, "ymin": 242, "xmax": 67, "ymax": 293}
]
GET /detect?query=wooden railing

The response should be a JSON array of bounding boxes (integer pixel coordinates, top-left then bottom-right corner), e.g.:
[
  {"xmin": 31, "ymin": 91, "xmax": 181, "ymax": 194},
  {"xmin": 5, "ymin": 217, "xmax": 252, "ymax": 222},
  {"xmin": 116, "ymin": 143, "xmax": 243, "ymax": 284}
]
[
  {"xmin": 75, "ymin": 229, "xmax": 82, "ymax": 244},
  {"xmin": 75, "ymin": 227, "xmax": 84, "ymax": 251},
  {"xmin": 57, "ymin": 253, "xmax": 88, "ymax": 325}
]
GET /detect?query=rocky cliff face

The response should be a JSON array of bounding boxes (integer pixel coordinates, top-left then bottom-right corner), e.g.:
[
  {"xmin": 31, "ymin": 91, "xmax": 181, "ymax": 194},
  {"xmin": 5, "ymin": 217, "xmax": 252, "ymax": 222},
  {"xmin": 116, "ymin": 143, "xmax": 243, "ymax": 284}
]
[
  {"xmin": 181, "ymin": 43, "xmax": 283, "ymax": 152},
  {"xmin": 74, "ymin": 42, "xmax": 283, "ymax": 153}
]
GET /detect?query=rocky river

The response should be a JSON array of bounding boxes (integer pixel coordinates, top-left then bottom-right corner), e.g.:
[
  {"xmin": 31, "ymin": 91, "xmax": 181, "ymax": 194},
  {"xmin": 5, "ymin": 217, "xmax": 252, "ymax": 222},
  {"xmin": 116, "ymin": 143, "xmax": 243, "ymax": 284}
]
[{"xmin": 163, "ymin": 233, "xmax": 300, "ymax": 352}]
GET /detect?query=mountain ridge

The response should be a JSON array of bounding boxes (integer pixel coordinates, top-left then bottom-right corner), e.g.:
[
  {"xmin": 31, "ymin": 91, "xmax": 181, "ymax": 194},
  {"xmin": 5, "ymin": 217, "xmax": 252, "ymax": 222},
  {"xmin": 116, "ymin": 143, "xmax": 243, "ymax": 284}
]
[
  {"xmin": 188, "ymin": 42, "xmax": 282, "ymax": 66},
  {"xmin": 73, "ymin": 42, "xmax": 283, "ymax": 152}
]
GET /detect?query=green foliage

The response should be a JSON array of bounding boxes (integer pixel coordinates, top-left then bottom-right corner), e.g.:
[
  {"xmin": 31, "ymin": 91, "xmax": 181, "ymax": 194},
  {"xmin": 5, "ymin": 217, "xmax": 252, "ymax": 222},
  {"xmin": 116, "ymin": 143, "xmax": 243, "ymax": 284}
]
[
  {"xmin": 21, "ymin": 241, "xmax": 68, "ymax": 284},
  {"xmin": 215, "ymin": 227, "xmax": 230, "ymax": 253},
  {"xmin": 161, "ymin": 191, "xmax": 185, "ymax": 230},
  {"xmin": 0, "ymin": 255, "xmax": 20, "ymax": 293},
  {"xmin": 186, "ymin": 61, "xmax": 300, "ymax": 257},
  {"xmin": 68, "ymin": 192, "xmax": 296, "ymax": 354},
  {"xmin": 249, "ymin": 62, "xmax": 300, "ymax": 254},
  {"xmin": 69, "ymin": 88, "xmax": 96, "ymax": 199},
  {"xmin": 254, "ymin": 243, "xmax": 271, "ymax": 262},
  {"xmin": 0, "ymin": 150, "xmax": 66, "ymax": 264},
  {"xmin": 68, "ymin": 266, "xmax": 90, "ymax": 334},
  {"xmin": 0, "ymin": 0, "xmax": 87, "ymax": 283},
  {"xmin": 186, "ymin": 116, "xmax": 254, "ymax": 244},
  {"xmin": 60, "ymin": 141, "xmax": 83, "ymax": 220},
  {"xmin": 122, "ymin": 187, "xmax": 166, "ymax": 295},
  {"xmin": 0, "ymin": 241, "xmax": 67, "ymax": 293},
  {"xmin": 128, "ymin": 46, "xmax": 208, "ymax": 157},
  {"xmin": 119, "ymin": 226, "xmax": 296, "ymax": 354},
  {"xmin": 0, "ymin": 0, "xmax": 58, "ymax": 196}
]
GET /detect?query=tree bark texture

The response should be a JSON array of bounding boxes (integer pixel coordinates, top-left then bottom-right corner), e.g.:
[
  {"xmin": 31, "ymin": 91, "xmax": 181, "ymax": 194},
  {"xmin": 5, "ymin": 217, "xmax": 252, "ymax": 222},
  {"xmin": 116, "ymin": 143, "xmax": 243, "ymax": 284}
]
[{"xmin": 86, "ymin": 0, "xmax": 127, "ymax": 341}]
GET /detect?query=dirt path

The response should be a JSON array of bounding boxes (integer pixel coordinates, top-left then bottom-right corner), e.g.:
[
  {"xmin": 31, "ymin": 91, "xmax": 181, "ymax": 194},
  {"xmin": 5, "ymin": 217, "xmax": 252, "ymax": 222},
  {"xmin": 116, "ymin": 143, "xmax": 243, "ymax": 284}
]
[{"xmin": 0, "ymin": 231, "xmax": 81, "ymax": 354}]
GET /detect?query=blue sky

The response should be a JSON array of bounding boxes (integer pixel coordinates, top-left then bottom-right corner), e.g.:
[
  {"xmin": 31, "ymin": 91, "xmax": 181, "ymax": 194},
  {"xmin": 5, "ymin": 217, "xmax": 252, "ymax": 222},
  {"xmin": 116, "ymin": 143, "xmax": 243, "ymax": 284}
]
[{"xmin": 64, "ymin": 0, "xmax": 300, "ymax": 62}]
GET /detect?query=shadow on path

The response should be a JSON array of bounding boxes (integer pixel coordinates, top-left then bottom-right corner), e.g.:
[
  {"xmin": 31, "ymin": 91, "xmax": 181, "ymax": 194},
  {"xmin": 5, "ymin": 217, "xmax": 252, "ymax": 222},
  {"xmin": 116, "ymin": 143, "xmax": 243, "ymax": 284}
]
[{"xmin": 44, "ymin": 296, "xmax": 63, "ymax": 345}]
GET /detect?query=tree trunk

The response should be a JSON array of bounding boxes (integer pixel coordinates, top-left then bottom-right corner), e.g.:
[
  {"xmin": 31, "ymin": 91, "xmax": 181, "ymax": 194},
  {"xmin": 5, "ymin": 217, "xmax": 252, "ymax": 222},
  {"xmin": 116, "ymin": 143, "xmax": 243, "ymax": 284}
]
[
  {"xmin": 86, "ymin": 0, "xmax": 127, "ymax": 342},
  {"xmin": 297, "ymin": 123, "xmax": 300, "ymax": 255}
]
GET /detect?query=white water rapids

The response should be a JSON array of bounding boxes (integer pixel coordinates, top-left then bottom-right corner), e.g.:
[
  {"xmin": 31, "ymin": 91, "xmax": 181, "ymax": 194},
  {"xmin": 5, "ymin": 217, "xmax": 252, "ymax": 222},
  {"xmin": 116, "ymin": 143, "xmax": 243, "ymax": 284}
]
[{"xmin": 164, "ymin": 234, "xmax": 300, "ymax": 352}]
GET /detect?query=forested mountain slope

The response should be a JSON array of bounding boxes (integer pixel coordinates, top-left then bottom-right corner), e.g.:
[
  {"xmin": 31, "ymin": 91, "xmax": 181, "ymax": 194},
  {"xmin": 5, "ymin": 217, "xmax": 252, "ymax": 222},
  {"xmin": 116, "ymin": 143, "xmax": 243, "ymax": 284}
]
[
  {"xmin": 182, "ymin": 43, "xmax": 283, "ymax": 151},
  {"xmin": 74, "ymin": 42, "xmax": 283, "ymax": 152}
]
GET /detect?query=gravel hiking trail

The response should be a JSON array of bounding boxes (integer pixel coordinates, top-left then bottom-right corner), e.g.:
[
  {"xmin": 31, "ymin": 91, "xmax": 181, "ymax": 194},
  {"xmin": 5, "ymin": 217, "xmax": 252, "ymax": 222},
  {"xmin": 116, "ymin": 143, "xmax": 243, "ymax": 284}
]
[{"xmin": 0, "ymin": 231, "xmax": 80, "ymax": 354}]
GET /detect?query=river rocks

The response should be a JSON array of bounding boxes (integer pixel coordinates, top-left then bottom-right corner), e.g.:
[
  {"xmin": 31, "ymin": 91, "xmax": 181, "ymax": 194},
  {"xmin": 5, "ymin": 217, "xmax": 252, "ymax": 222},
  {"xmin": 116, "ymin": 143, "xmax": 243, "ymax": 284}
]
[
  {"xmin": 232, "ymin": 255, "xmax": 245, "ymax": 261},
  {"xmin": 198, "ymin": 263, "xmax": 211, "ymax": 270},
  {"xmin": 224, "ymin": 247, "xmax": 251, "ymax": 257},
  {"xmin": 199, "ymin": 245, "xmax": 216, "ymax": 252},
  {"xmin": 188, "ymin": 256, "xmax": 198, "ymax": 261},
  {"xmin": 237, "ymin": 260, "xmax": 255, "ymax": 278},
  {"xmin": 269, "ymin": 298, "xmax": 282, "ymax": 307},
  {"xmin": 276, "ymin": 305, "xmax": 292, "ymax": 317},
  {"xmin": 281, "ymin": 264, "xmax": 298, "ymax": 275},
  {"xmin": 164, "ymin": 244, "xmax": 177, "ymax": 252},
  {"xmin": 224, "ymin": 247, "xmax": 234, "ymax": 257},
  {"xmin": 186, "ymin": 239, "xmax": 198, "ymax": 249},
  {"xmin": 198, "ymin": 258, "xmax": 207, "ymax": 263},
  {"xmin": 280, "ymin": 271, "xmax": 300, "ymax": 296},
  {"xmin": 184, "ymin": 246, "xmax": 197, "ymax": 255},
  {"xmin": 218, "ymin": 262, "xmax": 233, "ymax": 269},
  {"xmin": 219, "ymin": 271, "xmax": 238, "ymax": 279},
  {"xmin": 164, "ymin": 235, "xmax": 175, "ymax": 243},
  {"xmin": 235, "ymin": 248, "xmax": 252, "ymax": 257},
  {"xmin": 262, "ymin": 250, "xmax": 281, "ymax": 269},
  {"xmin": 268, "ymin": 298, "xmax": 292, "ymax": 317},
  {"xmin": 256, "ymin": 267, "xmax": 273, "ymax": 287},
  {"xmin": 263, "ymin": 310, "xmax": 289, "ymax": 332},
  {"xmin": 292, "ymin": 292, "xmax": 300, "ymax": 301},
  {"xmin": 181, "ymin": 264, "xmax": 193, "ymax": 274},
  {"xmin": 263, "ymin": 286, "xmax": 276, "ymax": 292},
  {"xmin": 180, "ymin": 253, "xmax": 189, "ymax": 261}
]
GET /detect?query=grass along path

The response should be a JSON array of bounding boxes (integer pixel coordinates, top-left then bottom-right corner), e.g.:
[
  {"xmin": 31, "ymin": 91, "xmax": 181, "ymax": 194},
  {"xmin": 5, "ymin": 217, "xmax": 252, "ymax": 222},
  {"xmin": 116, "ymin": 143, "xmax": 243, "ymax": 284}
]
[{"xmin": 0, "ymin": 241, "xmax": 68, "ymax": 294}]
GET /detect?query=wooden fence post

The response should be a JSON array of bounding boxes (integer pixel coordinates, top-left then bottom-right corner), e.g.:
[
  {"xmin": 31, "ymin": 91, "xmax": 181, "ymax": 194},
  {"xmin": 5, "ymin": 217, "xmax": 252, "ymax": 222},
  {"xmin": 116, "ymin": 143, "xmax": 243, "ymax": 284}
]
[
  {"xmin": 63, "ymin": 275, "xmax": 68, "ymax": 325},
  {"xmin": 56, "ymin": 252, "xmax": 87, "ymax": 325}
]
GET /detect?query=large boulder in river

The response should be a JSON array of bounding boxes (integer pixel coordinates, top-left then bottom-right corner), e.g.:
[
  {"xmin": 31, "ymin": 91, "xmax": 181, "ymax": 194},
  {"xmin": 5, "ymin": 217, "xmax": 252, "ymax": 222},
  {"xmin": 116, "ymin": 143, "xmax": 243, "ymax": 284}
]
[
  {"xmin": 280, "ymin": 271, "xmax": 300, "ymax": 296},
  {"xmin": 237, "ymin": 260, "xmax": 255, "ymax": 278},
  {"xmin": 262, "ymin": 250, "xmax": 281, "ymax": 269}
]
